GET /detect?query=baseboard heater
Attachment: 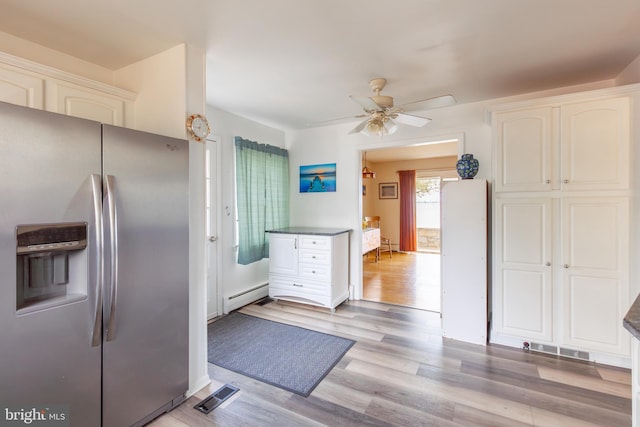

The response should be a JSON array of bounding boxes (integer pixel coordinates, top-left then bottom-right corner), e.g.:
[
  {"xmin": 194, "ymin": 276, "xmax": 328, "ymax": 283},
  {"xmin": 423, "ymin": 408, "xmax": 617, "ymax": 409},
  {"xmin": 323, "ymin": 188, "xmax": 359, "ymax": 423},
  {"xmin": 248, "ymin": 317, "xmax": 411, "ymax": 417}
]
[
  {"xmin": 527, "ymin": 341, "xmax": 590, "ymax": 361},
  {"xmin": 223, "ymin": 283, "xmax": 269, "ymax": 313}
]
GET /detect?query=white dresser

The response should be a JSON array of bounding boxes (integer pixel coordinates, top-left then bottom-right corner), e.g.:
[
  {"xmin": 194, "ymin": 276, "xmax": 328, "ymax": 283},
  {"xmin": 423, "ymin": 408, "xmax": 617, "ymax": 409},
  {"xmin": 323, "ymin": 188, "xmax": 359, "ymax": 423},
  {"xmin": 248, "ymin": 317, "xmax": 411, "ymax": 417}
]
[{"xmin": 268, "ymin": 227, "xmax": 350, "ymax": 311}]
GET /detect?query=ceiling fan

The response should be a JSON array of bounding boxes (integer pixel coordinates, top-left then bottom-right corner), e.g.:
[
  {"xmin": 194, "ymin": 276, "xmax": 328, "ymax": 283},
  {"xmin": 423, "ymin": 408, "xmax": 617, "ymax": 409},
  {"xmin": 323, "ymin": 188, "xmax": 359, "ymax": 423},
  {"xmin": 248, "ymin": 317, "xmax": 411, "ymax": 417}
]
[{"xmin": 342, "ymin": 78, "xmax": 456, "ymax": 137}]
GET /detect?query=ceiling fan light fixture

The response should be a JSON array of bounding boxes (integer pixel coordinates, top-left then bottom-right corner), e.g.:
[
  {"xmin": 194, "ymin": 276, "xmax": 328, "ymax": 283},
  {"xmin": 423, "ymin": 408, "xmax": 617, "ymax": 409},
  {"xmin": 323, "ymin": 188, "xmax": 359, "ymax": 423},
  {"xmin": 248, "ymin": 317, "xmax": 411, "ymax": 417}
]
[
  {"xmin": 362, "ymin": 116, "xmax": 398, "ymax": 137},
  {"xmin": 363, "ymin": 117, "xmax": 386, "ymax": 136}
]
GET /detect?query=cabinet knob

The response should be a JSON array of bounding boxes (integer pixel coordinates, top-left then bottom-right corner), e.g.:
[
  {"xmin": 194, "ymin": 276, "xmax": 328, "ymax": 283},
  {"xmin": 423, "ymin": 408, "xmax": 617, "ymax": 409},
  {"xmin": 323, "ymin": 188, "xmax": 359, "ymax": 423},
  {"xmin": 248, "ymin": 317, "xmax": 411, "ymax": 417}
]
[
  {"xmin": 293, "ymin": 283, "xmax": 303, "ymax": 287},
  {"xmin": 563, "ymin": 264, "xmax": 569, "ymax": 268},
  {"xmin": 546, "ymin": 262, "xmax": 551, "ymax": 266},
  {"xmin": 563, "ymin": 179, "xmax": 569, "ymax": 184},
  {"xmin": 545, "ymin": 180, "xmax": 551, "ymax": 184}
]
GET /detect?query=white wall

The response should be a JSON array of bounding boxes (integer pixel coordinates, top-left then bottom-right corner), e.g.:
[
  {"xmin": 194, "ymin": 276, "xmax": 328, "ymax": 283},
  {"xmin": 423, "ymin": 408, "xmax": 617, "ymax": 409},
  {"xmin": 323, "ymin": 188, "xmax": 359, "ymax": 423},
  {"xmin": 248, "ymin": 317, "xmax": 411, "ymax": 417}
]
[
  {"xmin": 114, "ymin": 44, "xmax": 188, "ymax": 138},
  {"xmin": 287, "ymin": 101, "xmax": 492, "ymax": 298},
  {"xmin": 206, "ymin": 106, "xmax": 286, "ymax": 311},
  {"xmin": 617, "ymin": 53, "xmax": 640, "ymax": 86},
  {"xmin": 0, "ymin": 30, "xmax": 115, "ymax": 84}
]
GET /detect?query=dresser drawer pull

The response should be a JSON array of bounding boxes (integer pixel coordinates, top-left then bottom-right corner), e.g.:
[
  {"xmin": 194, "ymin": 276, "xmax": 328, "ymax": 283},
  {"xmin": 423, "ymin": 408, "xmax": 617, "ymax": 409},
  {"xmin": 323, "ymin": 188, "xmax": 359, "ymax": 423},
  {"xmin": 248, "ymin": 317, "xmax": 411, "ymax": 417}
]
[{"xmin": 293, "ymin": 283, "xmax": 303, "ymax": 287}]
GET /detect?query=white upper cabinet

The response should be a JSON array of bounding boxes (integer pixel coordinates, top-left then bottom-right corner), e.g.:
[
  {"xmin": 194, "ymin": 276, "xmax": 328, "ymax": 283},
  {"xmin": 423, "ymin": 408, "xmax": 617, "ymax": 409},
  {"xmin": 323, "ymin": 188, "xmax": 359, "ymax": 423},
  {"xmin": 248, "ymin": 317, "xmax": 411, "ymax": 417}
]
[
  {"xmin": 0, "ymin": 54, "xmax": 135, "ymax": 127},
  {"xmin": 47, "ymin": 81, "xmax": 127, "ymax": 126},
  {"xmin": 495, "ymin": 96, "xmax": 630, "ymax": 192},
  {"xmin": 0, "ymin": 66, "xmax": 44, "ymax": 109},
  {"xmin": 495, "ymin": 107, "xmax": 554, "ymax": 192},
  {"xmin": 560, "ymin": 98, "xmax": 630, "ymax": 191}
]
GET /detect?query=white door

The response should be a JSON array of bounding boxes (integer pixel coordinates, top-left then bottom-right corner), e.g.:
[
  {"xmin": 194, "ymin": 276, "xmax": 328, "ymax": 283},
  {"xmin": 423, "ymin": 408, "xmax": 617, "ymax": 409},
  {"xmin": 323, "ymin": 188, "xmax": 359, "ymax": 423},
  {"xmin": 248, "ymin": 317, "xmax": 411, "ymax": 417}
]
[
  {"xmin": 494, "ymin": 197, "xmax": 554, "ymax": 342},
  {"xmin": 560, "ymin": 196, "xmax": 629, "ymax": 355},
  {"xmin": 206, "ymin": 138, "xmax": 221, "ymax": 320}
]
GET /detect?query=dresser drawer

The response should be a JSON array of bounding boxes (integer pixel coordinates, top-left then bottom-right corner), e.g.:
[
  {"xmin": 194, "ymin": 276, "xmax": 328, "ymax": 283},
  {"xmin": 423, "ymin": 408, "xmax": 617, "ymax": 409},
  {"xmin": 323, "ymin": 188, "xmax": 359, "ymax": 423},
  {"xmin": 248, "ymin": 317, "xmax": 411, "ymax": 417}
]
[
  {"xmin": 299, "ymin": 264, "xmax": 331, "ymax": 282},
  {"xmin": 299, "ymin": 235, "xmax": 331, "ymax": 250},
  {"xmin": 299, "ymin": 249, "xmax": 330, "ymax": 265},
  {"xmin": 269, "ymin": 275, "xmax": 329, "ymax": 295}
]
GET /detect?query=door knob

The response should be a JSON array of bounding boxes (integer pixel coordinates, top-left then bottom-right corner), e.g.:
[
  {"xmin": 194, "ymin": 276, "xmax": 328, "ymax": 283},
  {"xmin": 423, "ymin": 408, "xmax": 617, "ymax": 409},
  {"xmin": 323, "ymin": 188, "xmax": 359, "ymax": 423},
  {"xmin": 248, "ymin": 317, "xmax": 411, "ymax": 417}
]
[{"xmin": 209, "ymin": 236, "xmax": 217, "ymax": 242}]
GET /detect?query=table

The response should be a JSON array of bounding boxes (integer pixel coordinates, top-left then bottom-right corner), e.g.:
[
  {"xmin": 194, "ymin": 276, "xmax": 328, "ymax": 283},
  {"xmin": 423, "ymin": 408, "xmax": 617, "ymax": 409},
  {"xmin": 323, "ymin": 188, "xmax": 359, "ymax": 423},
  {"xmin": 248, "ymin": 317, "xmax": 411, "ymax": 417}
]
[{"xmin": 362, "ymin": 227, "xmax": 380, "ymax": 262}]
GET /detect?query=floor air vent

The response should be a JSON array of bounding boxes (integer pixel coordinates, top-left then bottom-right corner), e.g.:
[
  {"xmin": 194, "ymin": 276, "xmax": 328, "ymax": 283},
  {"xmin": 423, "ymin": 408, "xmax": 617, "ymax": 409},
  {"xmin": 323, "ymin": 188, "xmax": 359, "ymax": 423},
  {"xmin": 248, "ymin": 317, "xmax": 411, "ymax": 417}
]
[
  {"xmin": 194, "ymin": 384, "xmax": 239, "ymax": 414},
  {"xmin": 529, "ymin": 342, "xmax": 558, "ymax": 355},
  {"xmin": 559, "ymin": 347, "xmax": 590, "ymax": 361}
]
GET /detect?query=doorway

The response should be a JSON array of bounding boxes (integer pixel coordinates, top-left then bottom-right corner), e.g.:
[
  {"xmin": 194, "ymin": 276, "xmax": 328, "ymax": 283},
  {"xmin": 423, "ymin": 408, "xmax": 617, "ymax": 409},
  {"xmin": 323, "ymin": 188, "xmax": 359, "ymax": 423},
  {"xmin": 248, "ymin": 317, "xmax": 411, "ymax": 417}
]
[
  {"xmin": 360, "ymin": 137, "xmax": 462, "ymax": 312},
  {"xmin": 205, "ymin": 137, "xmax": 222, "ymax": 320}
]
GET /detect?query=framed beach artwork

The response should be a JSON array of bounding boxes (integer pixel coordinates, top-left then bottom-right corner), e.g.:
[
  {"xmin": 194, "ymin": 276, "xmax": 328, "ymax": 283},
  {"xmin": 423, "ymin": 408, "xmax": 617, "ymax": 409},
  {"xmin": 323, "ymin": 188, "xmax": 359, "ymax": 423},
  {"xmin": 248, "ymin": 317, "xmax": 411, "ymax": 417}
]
[{"xmin": 300, "ymin": 163, "xmax": 336, "ymax": 192}]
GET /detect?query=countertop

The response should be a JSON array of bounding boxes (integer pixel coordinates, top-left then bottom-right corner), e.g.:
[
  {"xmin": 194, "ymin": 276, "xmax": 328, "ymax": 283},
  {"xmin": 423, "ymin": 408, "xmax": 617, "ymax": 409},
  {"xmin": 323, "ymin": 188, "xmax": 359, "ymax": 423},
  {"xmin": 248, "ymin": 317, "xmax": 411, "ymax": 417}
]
[
  {"xmin": 267, "ymin": 227, "xmax": 351, "ymax": 236},
  {"xmin": 623, "ymin": 293, "xmax": 640, "ymax": 341}
]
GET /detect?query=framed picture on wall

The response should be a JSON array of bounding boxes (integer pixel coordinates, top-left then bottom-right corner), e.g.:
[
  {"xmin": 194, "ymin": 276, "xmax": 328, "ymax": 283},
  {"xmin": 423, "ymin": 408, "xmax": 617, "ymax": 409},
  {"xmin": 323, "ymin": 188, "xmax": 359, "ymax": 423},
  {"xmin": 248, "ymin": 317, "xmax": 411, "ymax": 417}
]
[
  {"xmin": 299, "ymin": 163, "xmax": 336, "ymax": 192},
  {"xmin": 379, "ymin": 182, "xmax": 398, "ymax": 199}
]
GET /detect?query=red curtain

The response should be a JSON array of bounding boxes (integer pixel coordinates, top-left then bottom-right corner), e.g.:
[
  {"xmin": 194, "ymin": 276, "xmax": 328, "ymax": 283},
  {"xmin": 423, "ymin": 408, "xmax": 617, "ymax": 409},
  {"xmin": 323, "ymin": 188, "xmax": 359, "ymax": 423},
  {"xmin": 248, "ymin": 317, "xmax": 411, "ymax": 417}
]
[{"xmin": 398, "ymin": 170, "xmax": 417, "ymax": 252}]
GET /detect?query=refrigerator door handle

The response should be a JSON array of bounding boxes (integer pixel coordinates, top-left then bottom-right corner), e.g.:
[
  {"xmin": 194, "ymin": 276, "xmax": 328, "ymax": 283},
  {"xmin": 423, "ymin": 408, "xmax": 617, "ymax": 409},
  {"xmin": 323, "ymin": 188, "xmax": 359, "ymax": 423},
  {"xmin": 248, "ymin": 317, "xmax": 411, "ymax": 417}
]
[
  {"xmin": 105, "ymin": 175, "xmax": 119, "ymax": 342},
  {"xmin": 90, "ymin": 174, "xmax": 103, "ymax": 347}
]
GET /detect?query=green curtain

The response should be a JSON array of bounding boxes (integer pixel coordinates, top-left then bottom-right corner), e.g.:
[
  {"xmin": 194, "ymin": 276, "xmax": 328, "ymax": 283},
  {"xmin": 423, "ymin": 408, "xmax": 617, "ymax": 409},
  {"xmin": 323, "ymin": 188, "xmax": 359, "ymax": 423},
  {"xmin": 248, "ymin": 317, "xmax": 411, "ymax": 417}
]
[{"xmin": 235, "ymin": 136, "xmax": 289, "ymax": 265}]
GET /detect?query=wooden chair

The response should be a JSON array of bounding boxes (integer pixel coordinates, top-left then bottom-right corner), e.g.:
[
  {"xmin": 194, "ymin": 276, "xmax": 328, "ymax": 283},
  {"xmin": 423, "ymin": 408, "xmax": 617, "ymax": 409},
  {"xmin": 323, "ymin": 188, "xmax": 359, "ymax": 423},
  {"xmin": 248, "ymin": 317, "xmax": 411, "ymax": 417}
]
[{"xmin": 364, "ymin": 216, "xmax": 392, "ymax": 259}]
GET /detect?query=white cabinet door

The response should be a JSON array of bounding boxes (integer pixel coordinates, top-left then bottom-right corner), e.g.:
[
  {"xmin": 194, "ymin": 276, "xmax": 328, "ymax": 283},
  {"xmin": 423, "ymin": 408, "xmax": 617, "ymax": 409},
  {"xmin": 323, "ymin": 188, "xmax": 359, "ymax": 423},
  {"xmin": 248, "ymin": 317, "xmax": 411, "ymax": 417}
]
[
  {"xmin": 560, "ymin": 97, "xmax": 630, "ymax": 191},
  {"xmin": 494, "ymin": 107, "xmax": 554, "ymax": 192},
  {"xmin": 494, "ymin": 198, "xmax": 553, "ymax": 342},
  {"xmin": 561, "ymin": 197, "xmax": 629, "ymax": 355},
  {"xmin": 495, "ymin": 97, "xmax": 630, "ymax": 193},
  {"xmin": 0, "ymin": 65, "xmax": 44, "ymax": 108},
  {"xmin": 268, "ymin": 233, "xmax": 298, "ymax": 275},
  {"xmin": 48, "ymin": 81, "xmax": 126, "ymax": 126}
]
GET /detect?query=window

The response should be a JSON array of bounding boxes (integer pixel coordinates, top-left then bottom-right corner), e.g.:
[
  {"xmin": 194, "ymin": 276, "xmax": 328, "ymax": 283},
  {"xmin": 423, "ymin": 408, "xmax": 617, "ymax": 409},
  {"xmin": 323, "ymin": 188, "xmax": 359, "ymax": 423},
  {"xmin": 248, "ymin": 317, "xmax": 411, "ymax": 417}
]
[
  {"xmin": 234, "ymin": 136, "xmax": 289, "ymax": 265},
  {"xmin": 416, "ymin": 170, "xmax": 458, "ymax": 252}
]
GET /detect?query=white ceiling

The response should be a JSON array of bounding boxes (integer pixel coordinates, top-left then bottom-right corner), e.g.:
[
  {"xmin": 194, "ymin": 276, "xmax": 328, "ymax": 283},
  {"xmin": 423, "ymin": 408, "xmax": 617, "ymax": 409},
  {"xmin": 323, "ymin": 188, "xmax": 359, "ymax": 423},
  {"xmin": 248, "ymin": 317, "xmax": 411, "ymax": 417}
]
[{"xmin": 2, "ymin": 0, "xmax": 640, "ymax": 136}]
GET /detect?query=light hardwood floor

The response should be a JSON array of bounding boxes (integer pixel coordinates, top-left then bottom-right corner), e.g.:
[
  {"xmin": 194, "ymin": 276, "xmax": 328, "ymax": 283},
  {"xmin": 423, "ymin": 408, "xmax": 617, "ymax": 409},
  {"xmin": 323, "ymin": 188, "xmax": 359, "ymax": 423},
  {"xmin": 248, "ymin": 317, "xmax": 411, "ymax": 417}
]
[
  {"xmin": 363, "ymin": 251, "xmax": 440, "ymax": 312},
  {"xmin": 150, "ymin": 299, "xmax": 631, "ymax": 426}
]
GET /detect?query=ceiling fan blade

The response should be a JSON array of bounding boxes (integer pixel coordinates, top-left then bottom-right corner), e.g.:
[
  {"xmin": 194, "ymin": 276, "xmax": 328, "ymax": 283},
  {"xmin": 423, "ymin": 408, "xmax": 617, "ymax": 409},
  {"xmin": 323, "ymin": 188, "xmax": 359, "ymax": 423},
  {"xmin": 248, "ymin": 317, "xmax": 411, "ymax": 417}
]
[
  {"xmin": 398, "ymin": 94, "xmax": 456, "ymax": 112},
  {"xmin": 394, "ymin": 113, "xmax": 431, "ymax": 127},
  {"xmin": 307, "ymin": 114, "xmax": 367, "ymax": 127},
  {"xmin": 348, "ymin": 118, "xmax": 369, "ymax": 134},
  {"xmin": 350, "ymin": 95, "xmax": 381, "ymax": 111}
]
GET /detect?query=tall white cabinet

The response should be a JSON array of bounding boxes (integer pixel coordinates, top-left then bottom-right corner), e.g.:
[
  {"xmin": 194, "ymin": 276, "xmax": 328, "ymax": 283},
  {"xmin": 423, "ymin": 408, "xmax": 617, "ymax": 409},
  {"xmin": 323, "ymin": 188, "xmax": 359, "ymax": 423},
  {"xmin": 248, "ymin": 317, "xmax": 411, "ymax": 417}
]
[
  {"xmin": 492, "ymin": 94, "xmax": 631, "ymax": 365},
  {"xmin": 441, "ymin": 179, "xmax": 488, "ymax": 345},
  {"xmin": 268, "ymin": 228, "xmax": 350, "ymax": 311}
]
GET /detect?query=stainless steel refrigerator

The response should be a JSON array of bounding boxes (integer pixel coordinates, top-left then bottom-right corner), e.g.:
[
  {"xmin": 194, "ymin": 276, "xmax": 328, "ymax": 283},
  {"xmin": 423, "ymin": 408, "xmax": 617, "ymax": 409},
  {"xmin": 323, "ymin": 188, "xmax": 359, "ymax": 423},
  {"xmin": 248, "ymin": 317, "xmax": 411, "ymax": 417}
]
[{"xmin": 0, "ymin": 101, "xmax": 189, "ymax": 426}]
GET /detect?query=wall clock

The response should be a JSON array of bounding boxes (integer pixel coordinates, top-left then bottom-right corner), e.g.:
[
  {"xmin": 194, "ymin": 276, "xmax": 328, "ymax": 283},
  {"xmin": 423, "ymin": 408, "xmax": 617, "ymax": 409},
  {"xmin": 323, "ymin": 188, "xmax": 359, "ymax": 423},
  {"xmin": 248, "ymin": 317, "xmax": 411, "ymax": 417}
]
[{"xmin": 186, "ymin": 114, "xmax": 211, "ymax": 142}]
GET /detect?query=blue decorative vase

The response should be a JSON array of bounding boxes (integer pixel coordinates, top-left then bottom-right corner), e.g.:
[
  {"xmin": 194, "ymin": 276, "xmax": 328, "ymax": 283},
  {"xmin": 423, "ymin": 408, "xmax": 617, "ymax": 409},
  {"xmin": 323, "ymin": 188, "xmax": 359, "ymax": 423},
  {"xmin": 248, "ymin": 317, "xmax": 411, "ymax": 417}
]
[{"xmin": 456, "ymin": 153, "xmax": 479, "ymax": 179}]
